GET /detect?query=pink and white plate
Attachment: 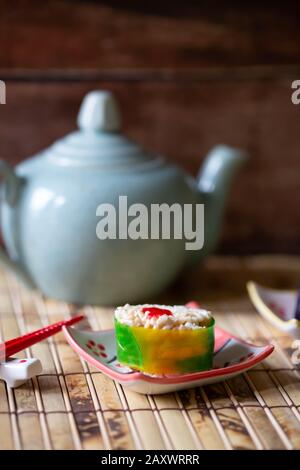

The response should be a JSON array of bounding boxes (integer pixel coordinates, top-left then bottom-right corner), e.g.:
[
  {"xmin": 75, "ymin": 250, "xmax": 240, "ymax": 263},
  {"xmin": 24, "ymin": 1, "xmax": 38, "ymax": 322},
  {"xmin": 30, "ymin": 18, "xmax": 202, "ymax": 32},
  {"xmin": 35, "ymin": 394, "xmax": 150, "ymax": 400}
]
[
  {"xmin": 247, "ymin": 281, "xmax": 300, "ymax": 338},
  {"xmin": 63, "ymin": 325, "xmax": 274, "ymax": 394}
]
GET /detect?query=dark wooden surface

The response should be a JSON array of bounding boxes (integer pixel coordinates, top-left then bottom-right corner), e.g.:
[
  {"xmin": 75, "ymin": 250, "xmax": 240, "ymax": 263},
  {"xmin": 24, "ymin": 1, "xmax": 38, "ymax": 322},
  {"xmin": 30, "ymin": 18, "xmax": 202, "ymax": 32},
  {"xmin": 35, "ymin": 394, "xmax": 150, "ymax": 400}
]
[
  {"xmin": 0, "ymin": 1, "xmax": 299, "ymax": 254},
  {"xmin": 1, "ymin": 1, "xmax": 300, "ymax": 70}
]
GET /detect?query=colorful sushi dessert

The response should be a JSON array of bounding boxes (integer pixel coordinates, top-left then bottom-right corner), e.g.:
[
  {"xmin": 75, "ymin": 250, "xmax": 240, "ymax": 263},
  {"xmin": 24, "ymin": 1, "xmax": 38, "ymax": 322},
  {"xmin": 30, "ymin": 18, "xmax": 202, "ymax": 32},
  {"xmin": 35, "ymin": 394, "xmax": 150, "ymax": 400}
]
[{"xmin": 114, "ymin": 304, "xmax": 215, "ymax": 376}]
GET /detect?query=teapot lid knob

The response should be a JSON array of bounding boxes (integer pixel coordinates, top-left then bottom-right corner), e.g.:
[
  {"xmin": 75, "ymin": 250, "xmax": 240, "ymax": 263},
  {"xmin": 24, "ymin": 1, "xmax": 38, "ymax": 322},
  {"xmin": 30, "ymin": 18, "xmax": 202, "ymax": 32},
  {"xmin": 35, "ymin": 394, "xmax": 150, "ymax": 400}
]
[{"xmin": 77, "ymin": 90, "xmax": 121, "ymax": 132}]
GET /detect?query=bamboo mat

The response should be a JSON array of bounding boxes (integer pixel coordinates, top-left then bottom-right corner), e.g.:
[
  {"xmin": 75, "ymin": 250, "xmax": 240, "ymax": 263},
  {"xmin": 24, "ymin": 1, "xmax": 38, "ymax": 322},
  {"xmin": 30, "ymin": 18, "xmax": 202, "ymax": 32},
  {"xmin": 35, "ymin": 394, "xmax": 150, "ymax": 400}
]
[{"xmin": 1, "ymin": 256, "xmax": 300, "ymax": 450}]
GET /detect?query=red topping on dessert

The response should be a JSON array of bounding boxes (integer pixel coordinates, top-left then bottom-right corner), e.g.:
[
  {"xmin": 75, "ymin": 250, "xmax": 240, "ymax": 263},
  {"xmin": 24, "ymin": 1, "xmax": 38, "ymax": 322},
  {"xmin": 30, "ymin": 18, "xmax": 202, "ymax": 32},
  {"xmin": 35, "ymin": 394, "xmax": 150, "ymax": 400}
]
[{"xmin": 142, "ymin": 307, "xmax": 173, "ymax": 318}]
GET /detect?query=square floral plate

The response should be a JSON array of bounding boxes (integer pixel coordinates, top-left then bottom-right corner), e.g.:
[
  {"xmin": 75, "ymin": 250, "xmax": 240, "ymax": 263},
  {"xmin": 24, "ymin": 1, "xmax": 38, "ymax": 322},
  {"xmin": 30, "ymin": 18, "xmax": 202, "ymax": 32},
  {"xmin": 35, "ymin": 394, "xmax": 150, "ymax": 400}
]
[{"xmin": 63, "ymin": 325, "xmax": 274, "ymax": 394}]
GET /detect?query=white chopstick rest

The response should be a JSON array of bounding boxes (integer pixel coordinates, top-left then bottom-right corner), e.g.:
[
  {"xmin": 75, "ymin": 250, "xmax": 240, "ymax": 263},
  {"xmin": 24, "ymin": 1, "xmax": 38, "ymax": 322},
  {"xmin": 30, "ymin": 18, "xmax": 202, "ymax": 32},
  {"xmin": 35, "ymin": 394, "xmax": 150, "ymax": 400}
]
[{"xmin": 0, "ymin": 357, "xmax": 42, "ymax": 388}]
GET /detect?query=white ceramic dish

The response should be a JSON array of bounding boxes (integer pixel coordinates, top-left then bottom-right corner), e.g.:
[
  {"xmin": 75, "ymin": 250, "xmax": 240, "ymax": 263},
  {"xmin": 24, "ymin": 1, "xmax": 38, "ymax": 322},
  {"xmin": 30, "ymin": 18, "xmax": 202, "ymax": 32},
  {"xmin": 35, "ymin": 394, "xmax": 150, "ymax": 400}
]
[{"xmin": 247, "ymin": 281, "xmax": 300, "ymax": 338}]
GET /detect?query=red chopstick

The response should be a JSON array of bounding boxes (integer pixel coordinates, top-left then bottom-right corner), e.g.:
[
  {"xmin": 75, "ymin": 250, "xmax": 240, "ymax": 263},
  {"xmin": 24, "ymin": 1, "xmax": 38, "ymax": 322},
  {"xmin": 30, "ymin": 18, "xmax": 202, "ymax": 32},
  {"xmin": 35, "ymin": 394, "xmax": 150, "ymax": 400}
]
[{"xmin": 0, "ymin": 315, "xmax": 84, "ymax": 360}]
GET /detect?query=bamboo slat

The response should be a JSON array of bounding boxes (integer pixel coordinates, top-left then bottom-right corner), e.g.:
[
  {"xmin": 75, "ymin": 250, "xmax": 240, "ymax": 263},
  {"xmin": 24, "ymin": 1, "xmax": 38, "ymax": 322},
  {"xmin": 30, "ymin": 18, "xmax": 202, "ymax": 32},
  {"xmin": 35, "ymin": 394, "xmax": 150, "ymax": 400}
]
[
  {"xmin": 0, "ymin": 380, "xmax": 9, "ymax": 412},
  {"xmin": 159, "ymin": 409, "xmax": 198, "ymax": 450},
  {"xmin": 104, "ymin": 411, "xmax": 135, "ymax": 450},
  {"xmin": 130, "ymin": 410, "xmax": 166, "ymax": 450},
  {"xmin": 92, "ymin": 373, "xmax": 124, "ymax": 411},
  {"xmin": 0, "ymin": 414, "xmax": 14, "ymax": 449},
  {"xmin": 271, "ymin": 408, "xmax": 300, "ymax": 449},
  {"xmin": 46, "ymin": 413, "xmax": 75, "ymax": 450},
  {"xmin": 187, "ymin": 408, "xmax": 226, "ymax": 449},
  {"xmin": 18, "ymin": 413, "xmax": 45, "ymax": 450},
  {"xmin": 38, "ymin": 376, "xmax": 67, "ymax": 412},
  {"xmin": 274, "ymin": 370, "xmax": 300, "ymax": 406}
]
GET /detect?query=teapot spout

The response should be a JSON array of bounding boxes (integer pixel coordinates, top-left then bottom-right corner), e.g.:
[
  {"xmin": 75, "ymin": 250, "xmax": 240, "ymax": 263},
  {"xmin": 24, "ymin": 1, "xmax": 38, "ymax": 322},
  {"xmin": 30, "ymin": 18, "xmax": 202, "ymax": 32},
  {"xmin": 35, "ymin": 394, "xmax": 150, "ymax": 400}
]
[{"xmin": 196, "ymin": 145, "xmax": 247, "ymax": 258}]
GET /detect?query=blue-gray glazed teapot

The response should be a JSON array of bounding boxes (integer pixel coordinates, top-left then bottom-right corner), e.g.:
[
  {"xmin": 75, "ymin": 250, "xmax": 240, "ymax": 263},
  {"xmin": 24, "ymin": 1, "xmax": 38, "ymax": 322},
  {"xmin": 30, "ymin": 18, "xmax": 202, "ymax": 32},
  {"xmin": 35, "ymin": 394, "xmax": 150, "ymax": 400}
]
[{"xmin": 0, "ymin": 91, "xmax": 246, "ymax": 305}]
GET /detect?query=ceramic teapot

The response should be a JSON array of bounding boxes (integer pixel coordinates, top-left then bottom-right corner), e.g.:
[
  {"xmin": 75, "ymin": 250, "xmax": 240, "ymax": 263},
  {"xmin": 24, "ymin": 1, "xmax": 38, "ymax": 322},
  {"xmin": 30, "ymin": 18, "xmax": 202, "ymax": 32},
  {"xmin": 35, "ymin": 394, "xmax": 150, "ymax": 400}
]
[{"xmin": 0, "ymin": 91, "xmax": 246, "ymax": 305}]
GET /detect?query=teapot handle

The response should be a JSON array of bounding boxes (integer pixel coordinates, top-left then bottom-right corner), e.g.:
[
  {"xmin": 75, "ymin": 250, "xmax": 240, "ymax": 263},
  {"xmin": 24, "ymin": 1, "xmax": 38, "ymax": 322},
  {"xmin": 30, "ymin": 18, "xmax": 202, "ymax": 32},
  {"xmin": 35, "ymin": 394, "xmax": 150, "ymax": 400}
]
[{"xmin": 0, "ymin": 160, "xmax": 35, "ymax": 288}]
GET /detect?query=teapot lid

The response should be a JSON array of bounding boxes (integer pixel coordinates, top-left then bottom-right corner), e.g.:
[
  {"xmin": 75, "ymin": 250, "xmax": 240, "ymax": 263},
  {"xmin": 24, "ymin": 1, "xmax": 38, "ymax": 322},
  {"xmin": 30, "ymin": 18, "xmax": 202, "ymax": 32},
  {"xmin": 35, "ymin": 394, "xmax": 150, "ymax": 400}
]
[{"xmin": 45, "ymin": 91, "xmax": 162, "ymax": 169}]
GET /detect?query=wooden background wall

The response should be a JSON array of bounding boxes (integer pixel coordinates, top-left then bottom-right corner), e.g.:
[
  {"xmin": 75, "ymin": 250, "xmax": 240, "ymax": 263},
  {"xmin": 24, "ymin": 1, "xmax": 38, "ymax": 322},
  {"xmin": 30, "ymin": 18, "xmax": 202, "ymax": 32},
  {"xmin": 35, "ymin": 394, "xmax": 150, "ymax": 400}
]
[{"xmin": 0, "ymin": 0, "xmax": 299, "ymax": 254}]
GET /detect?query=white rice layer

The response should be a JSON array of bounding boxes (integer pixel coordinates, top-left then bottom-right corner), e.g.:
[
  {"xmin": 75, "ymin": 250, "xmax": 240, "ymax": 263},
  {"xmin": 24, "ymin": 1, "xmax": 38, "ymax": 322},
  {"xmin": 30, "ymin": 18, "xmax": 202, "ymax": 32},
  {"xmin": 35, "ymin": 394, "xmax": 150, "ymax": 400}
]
[{"xmin": 115, "ymin": 304, "xmax": 212, "ymax": 330}]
